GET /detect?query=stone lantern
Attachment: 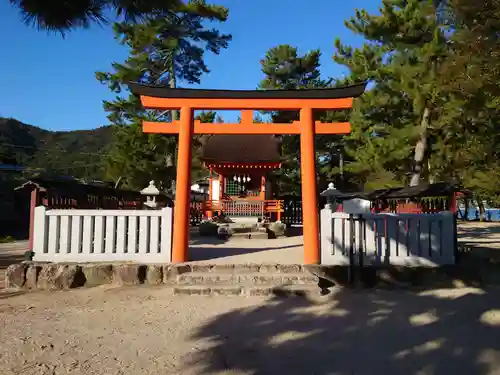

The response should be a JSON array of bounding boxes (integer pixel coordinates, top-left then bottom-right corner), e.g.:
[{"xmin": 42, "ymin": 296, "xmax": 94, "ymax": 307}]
[
  {"xmin": 320, "ymin": 182, "xmax": 342, "ymax": 211},
  {"xmin": 141, "ymin": 180, "xmax": 160, "ymax": 209}
]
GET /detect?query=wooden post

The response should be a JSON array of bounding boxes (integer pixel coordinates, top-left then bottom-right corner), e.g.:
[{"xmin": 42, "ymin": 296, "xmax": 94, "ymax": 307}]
[
  {"xmin": 300, "ymin": 107, "xmax": 320, "ymax": 264},
  {"xmin": 241, "ymin": 110, "xmax": 253, "ymax": 125},
  {"xmin": 219, "ymin": 173, "xmax": 224, "ymax": 199},
  {"xmin": 219, "ymin": 174, "xmax": 224, "ymax": 215},
  {"xmin": 260, "ymin": 175, "xmax": 266, "ymax": 200},
  {"xmin": 28, "ymin": 187, "xmax": 39, "ymax": 251},
  {"xmin": 207, "ymin": 167, "xmax": 213, "ymax": 218},
  {"xmin": 172, "ymin": 107, "xmax": 193, "ymax": 263}
]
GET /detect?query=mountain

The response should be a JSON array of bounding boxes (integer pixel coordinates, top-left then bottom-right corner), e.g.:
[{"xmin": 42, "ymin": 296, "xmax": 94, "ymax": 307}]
[{"xmin": 0, "ymin": 117, "xmax": 113, "ymax": 181}]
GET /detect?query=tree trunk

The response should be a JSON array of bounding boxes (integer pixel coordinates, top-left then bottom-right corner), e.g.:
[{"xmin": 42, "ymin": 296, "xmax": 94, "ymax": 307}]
[
  {"xmin": 427, "ymin": 159, "xmax": 434, "ymax": 184},
  {"xmin": 410, "ymin": 106, "xmax": 431, "ymax": 186},
  {"xmin": 464, "ymin": 197, "xmax": 470, "ymax": 221},
  {"xmin": 114, "ymin": 176, "xmax": 123, "ymax": 189},
  {"xmin": 339, "ymin": 149, "xmax": 344, "ymax": 190},
  {"xmin": 477, "ymin": 197, "xmax": 486, "ymax": 221},
  {"xmin": 166, "ymin": 60, "xmax": 178, "ymax": 190},
  {"xmin": 169, "ymin": 62, "xmax": 178, "ymax": 123}
]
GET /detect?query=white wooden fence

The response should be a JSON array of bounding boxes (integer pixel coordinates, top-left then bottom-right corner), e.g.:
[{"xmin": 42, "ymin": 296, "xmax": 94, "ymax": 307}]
[
  {"xmin": 320, "ymin": 209, "xmax": 456, "ymax": 266},
  {"xmin": 33, "ymin": 206, "xmax": 173, "ymax": 263}
]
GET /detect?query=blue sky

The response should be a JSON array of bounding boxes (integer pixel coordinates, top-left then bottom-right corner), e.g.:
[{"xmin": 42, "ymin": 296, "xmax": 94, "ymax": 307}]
[{"xmin": 0, "ymin": 0, "xmax": 380, "ymax": 131}]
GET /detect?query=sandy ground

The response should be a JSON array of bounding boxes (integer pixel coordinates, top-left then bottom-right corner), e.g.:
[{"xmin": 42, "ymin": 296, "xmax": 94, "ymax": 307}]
[
  {"xmin": 2, "ymin": 286, "xmax": 500, "ymax": 375},
  {"xmin": 2, "ymin": 223, "xmax": 500, "ymax": 374}
]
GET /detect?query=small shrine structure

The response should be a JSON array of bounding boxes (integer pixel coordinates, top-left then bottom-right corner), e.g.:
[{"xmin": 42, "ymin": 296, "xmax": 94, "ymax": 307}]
[{"xmin": 200, "ymin": 134, "xmax": 283, "ymax": 220}]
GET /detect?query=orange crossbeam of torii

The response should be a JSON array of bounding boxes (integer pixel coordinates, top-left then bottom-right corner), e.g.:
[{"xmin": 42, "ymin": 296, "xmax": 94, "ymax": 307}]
[
  {"xmin": 142, "ymin": 120, "xmax": 351, "ymax": 134},
  {"xmin": 129, "ymin": 82, "xmax": 367, "ymax": 264}
]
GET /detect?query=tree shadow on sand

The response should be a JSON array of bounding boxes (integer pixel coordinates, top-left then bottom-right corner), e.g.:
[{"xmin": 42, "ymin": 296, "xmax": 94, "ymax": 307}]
[{"xmin": 186, "ymin": 287, "xmax": 500, "ymax": 375}]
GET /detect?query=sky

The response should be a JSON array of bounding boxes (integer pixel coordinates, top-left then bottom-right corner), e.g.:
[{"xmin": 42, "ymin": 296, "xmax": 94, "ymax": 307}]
[{"xmin": 0, "ymin": 0, "xmax": 380, "ymax": 131}]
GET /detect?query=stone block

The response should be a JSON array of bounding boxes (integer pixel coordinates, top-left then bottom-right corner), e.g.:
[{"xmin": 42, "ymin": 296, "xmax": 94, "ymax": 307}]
[
  {"xmin": 268, "ymin": 221, "xmax": 286, "ymax": 238},
  {"xmin": 210, "ymin": 287, "xmax": 242, "ymax": 296},
  {"xmin": 5, "ymin": 263, "xmax": 27, "ymax": 289},
  {"xmin": 163, "ymin": 264, "xmax": 191, "ymax": 283},
  {"xmin": 281, "ymin": 275, "xmax": 301, "ymax": 284},
  {"xmin": 190, "ymin": 264, "xmax": 213, "ymax": 273},
  {"xmin": 37, "ymin": 264, "xmax": 82, "ymax": 290},
  {"xmin": 210, "ymin": 264, "xmax": 235, "ymax": 273},
  {"xmin": 113, "ymin": 264, "xmax": 145, "ymax": 285},
  {"xmin": 247, "ymin": 287, "xmax": 273, "ymax": 296},
  {"xmin": 375, "ymin": 267, "xmax": 414, "ymax": 288},
  {"xmin": 259, "ymin": 264, "xmax": 278, "ymax": 273},
  {"xmin": 173, "ymin": 287, "xmax": 211, "ymax": 296},
  {"xmin": 178, "ymin": 273, "xmax": 236, "ymax": 285},
  {"xmin": 82, "ymin": 264, "xmax": 113, "ymax": 286},
  {"xmin": 199, "ymin": 221, "xmax": 219, "ymax": 236},
  {"xmin": 234, "ymin": 264, "xmax": 260, "ymax": 273},
  {"xmin": 277, "ymin": 264, "xmax": 302, "ymax": 273},
  {"xmin": 146, "ymin": 265, "xmax": 163, "ymax": 285},
  {"xmin": 25, "ymin": 264, "xmax": 43, "ymax": 289}
]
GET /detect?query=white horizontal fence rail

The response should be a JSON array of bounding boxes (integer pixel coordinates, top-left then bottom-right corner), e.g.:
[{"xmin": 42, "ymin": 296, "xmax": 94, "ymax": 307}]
[
  {"xmin": 320, "ymin": 209, "xmax": 456, "ymax": 266},
  {"xmin": 33, "ymin": 206, "xmax": 173, "ymax": 263}
]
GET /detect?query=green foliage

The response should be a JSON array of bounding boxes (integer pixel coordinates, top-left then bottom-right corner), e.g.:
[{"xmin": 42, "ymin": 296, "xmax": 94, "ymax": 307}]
[
  {"xmin": 332, "ymin": 0, "xmax": 447, "ymax": 189},
  {"xmin": 9, "ymin": 0, "xmax": 229, "ymax": 33},
  {"xmin": 330, "ymin": 0, "xmax": 500, "ymax": 204},
  {"xmin": 258, "ymin": 45, "xmax": 353, "ymax": 194},
  {"xmin": 259, "ymin": 45, "xmax": 331, "ymax": 195},
  {"xmin": 96, "ymin": 1, "xmax": 231, "ymax": 190},
  {"xmin": 191, "ymin": 111, "xmax": 216, "ymax": 182},
  {"xmin": 0, "ymin": 236, "xmax": 15, "ymax": 243},
  {"xmin": 0, "ymin": 117, "xmax": 112, "ymax": 180},
  {"xmin": 195, "ymin": 111, "xmax": 217, "ymax": 124}
]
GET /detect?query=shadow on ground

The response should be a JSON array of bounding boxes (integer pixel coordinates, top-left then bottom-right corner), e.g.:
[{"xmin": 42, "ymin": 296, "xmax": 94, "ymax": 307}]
[
  {"xmin": 188, "ymin": 244, "xmax": 301, "ymax": 261},
  {"xmin": 458, "ymin": 222, "xmax": 500, "ymax": 240},
  {"xmin": 188, "ymin": 287, "xmax": 500, "ymax": 375}
]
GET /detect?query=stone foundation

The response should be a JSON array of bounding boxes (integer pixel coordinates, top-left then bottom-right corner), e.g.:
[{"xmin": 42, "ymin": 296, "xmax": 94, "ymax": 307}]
[{"xmin": 4, "ymin": 261, "xmax": 500, "ymax": 294}]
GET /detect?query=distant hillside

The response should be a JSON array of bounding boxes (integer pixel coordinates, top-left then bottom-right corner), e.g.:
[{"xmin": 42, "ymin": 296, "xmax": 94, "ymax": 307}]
[{"xmin": 0, "ymin": 117, "xmax": 113, "ymax": 180}]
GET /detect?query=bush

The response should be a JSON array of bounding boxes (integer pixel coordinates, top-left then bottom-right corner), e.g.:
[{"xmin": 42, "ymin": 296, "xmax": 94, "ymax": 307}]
[{"xmin": 0, "ymin": 235, "xmax": 15, "ymax": 243}]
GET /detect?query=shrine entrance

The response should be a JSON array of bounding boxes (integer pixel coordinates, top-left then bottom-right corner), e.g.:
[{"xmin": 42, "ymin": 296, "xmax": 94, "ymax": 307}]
[{"xmin": 129, "ymin": 83, "xmax": 366, "ymax": 264}]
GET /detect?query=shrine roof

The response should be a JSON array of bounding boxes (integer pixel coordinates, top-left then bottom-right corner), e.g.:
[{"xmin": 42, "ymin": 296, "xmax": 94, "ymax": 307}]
[
  {"xmin": 128, "ymin": 82, "xmax": 367, "ymax": 99},
  {"xmin": 201, "ymin": 135, "xmax": 281, "ymax": 164}
]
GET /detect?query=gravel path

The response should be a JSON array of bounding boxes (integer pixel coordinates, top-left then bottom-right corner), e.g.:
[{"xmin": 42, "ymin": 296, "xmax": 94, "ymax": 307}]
[{"xmin": 2, "ymin": 286, "xmax": 500, "ymax": 375}]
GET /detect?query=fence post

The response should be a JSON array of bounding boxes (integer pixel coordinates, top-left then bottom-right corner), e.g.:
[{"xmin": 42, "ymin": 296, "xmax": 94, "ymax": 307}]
[
  {"xmin": 320, "ymin": 207, "xmax": 333, "ymax": 265},
  {"xmin": 161, "ymin": 206, "xmax": 173, "ymax": 263},
  {"xmin": 32, "ymin": 206, "xmax": 47, "ymax": 259}
]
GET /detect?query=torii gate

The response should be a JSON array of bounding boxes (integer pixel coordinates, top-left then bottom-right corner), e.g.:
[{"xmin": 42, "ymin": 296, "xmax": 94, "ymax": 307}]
[{"xmin": 129, "ymin": 83, "xmax": 366, "ymax": 264}]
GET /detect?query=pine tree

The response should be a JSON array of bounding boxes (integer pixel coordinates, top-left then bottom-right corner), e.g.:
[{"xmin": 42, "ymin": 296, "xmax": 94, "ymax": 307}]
[
  {"xmin": 10, "ymin": 0, "xmax": 227, "ymax": 33},
  {"xmin": 334, "ymin": 0, "xmax": 449, "ymax": 189},
  {"xmin": 191, "ymin": 111, "xmax": 217, "ymax": 182},
  {"xmin": 96, "ymin": 1, "xmax": 231, "ymax": 190},
  {"xmin": 259, "ymin": 45, "xmax": 330, "ymax": 195},
  {"xmin": 435, "ymin": 0, "xmax": 500, "ymax": 207}
]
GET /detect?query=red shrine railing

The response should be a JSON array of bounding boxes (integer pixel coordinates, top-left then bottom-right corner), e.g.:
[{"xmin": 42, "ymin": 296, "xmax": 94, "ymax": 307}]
[{"xmin": 201, "ymin": 199, "xmax": 284, "ymax": 220}]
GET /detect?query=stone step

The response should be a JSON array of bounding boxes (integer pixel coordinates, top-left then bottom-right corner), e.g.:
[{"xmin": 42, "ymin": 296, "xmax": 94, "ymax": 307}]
[
  {"xmin": 172, "ymin": 284, "xmax": 322, "ymax": 297},
  {"xmin": 176, "ymin": 272, "xmax": 319, "ymax": 286},
  {"xmin": 184, "ymin": 264, "xmax": 307, "ymax": 274}
]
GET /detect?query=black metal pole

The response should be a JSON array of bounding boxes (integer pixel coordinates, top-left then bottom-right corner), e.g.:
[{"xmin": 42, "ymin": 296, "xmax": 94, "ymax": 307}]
[{"xmin": 358, "ymin": 214, "xmax": 364, "ymax": 269}]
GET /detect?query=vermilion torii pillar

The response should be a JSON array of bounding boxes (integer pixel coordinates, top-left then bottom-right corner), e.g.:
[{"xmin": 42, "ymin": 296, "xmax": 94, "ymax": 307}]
[{"xmin": 129, "ymin": 83, "xmax": 366, "ymax": 264}]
